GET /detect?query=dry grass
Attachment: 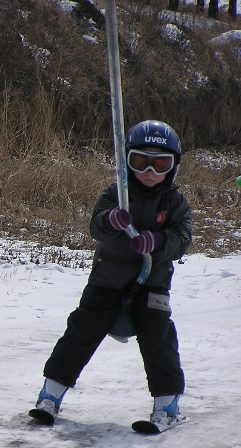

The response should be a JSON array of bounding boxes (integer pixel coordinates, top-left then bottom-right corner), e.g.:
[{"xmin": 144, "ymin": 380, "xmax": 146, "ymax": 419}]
[
  {"xmin": 0, "ymin": 143, "xmax": 114, "ymax": 250},
  {"xmin": 0, "ymin": 90, "xmax": 240, "ymax": 257},
  {"xmin": 0, "ymin": 1, "xmax": 240, "ymax": 258},
  {"xmin": 178, "ymin": 149, "xmax": 241, "ymax": 256},
  {"xmin": 2, "ymin": 0, "xmax": 241, "ymax": 150},
  {"xmin": 0, "ymin": 84, "xmax": 114, "ymax": 250},
  {"xmin": 119, "ymin": 0, "xmax": 241, "ymax": 149}
]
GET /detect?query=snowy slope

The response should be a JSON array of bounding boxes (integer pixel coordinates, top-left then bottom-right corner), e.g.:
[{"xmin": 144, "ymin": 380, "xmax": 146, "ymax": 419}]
[{"xmin": 1, "ymin": 252, "xmax": 241, "ymax": 447}]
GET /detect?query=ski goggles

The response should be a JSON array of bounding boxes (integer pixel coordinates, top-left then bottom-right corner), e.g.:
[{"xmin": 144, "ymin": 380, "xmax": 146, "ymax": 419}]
[{"xmin": 127, "ymin": 149, "xmax": 175, "ymax": 176}]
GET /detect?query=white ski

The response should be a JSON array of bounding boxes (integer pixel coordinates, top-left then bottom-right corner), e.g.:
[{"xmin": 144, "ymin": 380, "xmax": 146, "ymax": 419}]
[
  {"xmin": 29, "ymin": 408, "xmax": 55, "ymax": 425},
  {"xmin": 132, "ymin": 414, "xmax": 190, "ymax": 435}
]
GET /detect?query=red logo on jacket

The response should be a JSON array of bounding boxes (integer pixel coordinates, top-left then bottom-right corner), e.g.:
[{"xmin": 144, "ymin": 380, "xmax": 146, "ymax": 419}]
[{"xmin": 156, "ymin": 211, "xmax": 167, "ymax": 224}]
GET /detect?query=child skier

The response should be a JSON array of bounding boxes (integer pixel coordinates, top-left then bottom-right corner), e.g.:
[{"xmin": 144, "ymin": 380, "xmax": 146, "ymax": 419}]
[{"xmin": 29, "ymin": 120, "xmax": 192, "ymax": 431}]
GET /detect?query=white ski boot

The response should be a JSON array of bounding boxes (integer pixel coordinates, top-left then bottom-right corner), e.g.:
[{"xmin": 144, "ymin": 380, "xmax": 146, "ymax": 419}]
[
  {"xmin": 29, "ymin": 379, "xmax": 67, "ymax": 424},
  {"xmin": 132, "ymin": 395, "xmax": 189, "ymax": 434},
  {"xmin": 150, "ymin": 395, "xmax": 180, "ymax": 428}
]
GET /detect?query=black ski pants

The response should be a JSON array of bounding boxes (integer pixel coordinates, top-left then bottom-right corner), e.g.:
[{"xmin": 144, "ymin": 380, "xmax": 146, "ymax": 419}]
[{"xmin": 44, "ymin": 284, "xmax": 185, "ymax": 396}]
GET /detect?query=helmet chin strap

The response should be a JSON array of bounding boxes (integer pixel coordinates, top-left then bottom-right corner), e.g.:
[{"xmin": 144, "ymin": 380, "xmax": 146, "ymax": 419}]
[{"xmin": 172, "ymin": 164, "xmax": 180, "ymax": 183}]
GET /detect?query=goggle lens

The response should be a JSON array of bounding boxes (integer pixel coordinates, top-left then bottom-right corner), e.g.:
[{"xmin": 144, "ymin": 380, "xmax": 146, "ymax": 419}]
[{"xmin": 128, "ymin": 150, "xmax": 174, "ymax": 175}]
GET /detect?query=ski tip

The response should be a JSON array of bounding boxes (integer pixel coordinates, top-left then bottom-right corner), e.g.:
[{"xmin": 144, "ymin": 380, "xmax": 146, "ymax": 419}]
[
  {"xmin": 132, "ymin": 420, "xmax": 160, "ymax": 434},
  {"xmin": 132, "ymin": 415, "xmax": 190, "ymax": 435},
  {"xmin": 28, "ymin": 408, "xmax": 54, "ymax": 425}
]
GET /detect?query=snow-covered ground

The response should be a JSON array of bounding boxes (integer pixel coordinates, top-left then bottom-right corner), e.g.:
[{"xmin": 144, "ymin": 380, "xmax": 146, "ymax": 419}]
[{"xmin": 1, "ymin": 249, "xmax": 241, "ymax": 447}]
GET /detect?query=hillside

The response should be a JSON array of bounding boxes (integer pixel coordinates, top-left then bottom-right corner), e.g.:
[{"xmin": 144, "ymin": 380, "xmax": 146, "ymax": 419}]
[{"xmin": 0, "ymin": 0, "xmax": 240, "ymax": 257}]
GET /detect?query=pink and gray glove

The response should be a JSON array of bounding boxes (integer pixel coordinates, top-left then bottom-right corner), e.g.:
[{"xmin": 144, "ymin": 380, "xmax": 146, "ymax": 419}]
[
  {"xmin": 108, "ymin": 207, "xmax": 132, "ymax": 231},
  {"xmin": 131, "ymin": 230, "xmax": 164, "ymax": 254}
]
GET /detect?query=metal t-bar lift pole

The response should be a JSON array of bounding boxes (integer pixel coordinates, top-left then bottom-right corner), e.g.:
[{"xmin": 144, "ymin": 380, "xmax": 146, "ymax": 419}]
[
  {"xmin": 104, "ymin": 0, "xmax": 128, "ymax": 212},
  {"xmin": 104, "ymin": 0, "xmax": 152, "ymax": 339}
]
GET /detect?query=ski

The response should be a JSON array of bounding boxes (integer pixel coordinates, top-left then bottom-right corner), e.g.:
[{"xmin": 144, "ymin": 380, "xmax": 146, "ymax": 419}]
[
  {"xmin": 132, "ymin": 414, "xmax": 189, "ymax": 435},
  {"xmin": 28, "ymin": 408, "xmax": 55, "ymax": 425}
]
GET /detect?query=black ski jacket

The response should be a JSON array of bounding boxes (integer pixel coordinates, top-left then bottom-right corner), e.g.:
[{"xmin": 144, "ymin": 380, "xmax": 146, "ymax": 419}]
[{"xmin": 88, "ymin": 178, "xmax": 192, "ymax": 290}]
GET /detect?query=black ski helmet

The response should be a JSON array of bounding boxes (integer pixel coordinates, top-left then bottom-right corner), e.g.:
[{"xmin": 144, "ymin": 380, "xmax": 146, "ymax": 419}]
[{"xmin": 126, "ymin": 120, "xmax": 181, "ymax": 164}]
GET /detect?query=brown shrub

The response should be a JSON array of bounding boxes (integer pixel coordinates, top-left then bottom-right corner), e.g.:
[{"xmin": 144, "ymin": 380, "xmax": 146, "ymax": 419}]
[
  {"xmin": 0, "ymin": 0, "xmax": 240, "ymax": 256},
  {"xmin": 178, "ymin": 149, "xmax": 241, "ymax": 256}
]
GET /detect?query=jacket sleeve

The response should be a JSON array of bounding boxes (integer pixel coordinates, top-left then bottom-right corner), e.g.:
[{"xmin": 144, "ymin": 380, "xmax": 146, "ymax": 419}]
[
  {"xmin": 89, "ymin": 183, "xmax": 121, "ymax": 243},
  {"xmin": 158, "ymin": 192, "xmax": 192, "ymax": 261}
]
